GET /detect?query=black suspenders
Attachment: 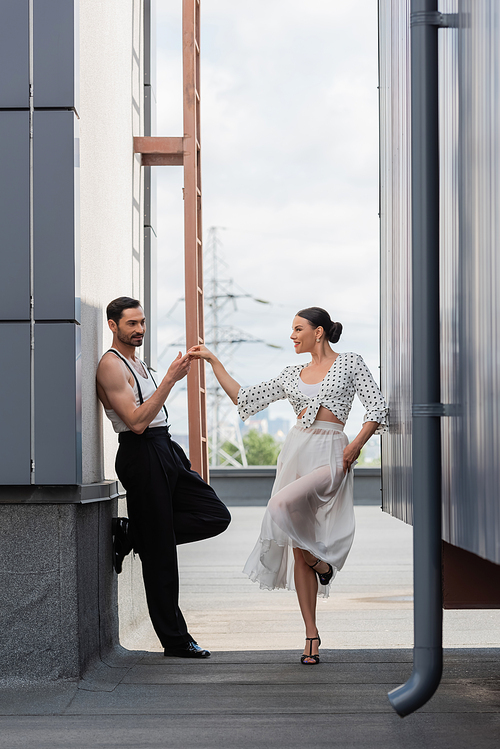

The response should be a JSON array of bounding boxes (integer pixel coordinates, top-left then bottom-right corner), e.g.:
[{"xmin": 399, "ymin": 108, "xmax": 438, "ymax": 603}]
[{"xmin": 106, "ymin": 349, "xmax": 169, "ymax": 423}]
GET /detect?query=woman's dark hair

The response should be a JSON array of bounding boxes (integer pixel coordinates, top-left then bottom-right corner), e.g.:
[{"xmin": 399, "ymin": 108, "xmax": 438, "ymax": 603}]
[
  {"xmin": 296, "ymin": 307, "xmax": 343, "ymax": 344},
  {"xmin": 107, "ymin": 296, "xmax": 142, "ymax": 324}
]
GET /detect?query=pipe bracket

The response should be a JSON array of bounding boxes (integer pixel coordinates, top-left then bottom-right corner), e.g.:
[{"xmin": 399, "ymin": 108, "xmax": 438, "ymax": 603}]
[
  {"xmin": 410, "ymin": 12, "xmax": 459, "ymax": 28},
  {"xmin": 412, "ymin": 403, "xmax": 461, "ymax": 417}
]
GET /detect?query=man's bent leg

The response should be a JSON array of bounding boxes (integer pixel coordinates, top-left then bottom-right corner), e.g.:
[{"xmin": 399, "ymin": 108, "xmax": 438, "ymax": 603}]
[{"xmin": 169, "ymin": 440, "xmax": 231, "ymax": 545}]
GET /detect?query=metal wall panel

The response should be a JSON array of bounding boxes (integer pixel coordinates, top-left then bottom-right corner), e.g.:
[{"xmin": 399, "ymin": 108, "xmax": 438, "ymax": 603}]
[
  {"xmin": 454, "ymin": 0, "xmax": 500, "ymax": 563},
  {"xmin": 0, "ymin": 111, "xmax": 30, "ymax": 320},
  {"xmin": 0, "ymin": 324, "xmax": 31, "ymax": 484},
  {"xmin": 33, "ymin": 110, "xmax": 79, "ymax": 322},
  {"xmin": 144, "ymin": 225, "xmax": 157, "ymax": 370},
  {"xmin": 379, "ymin": 0, "xmax": 500, "ymax": 564},
  {"xmin": 33, "ymin": 0, "xmax": 79, "ymax": 110},
  {"xmin": 143, "ymin": 1, "xmax": 157, "ymax": 369},
  {"xmin": 379, "ymin": 0, "xmax": 413, "ymax": 524},
  {"xmin": 0, "ymin": 0, "xmax": 29, "ymax": 107},
  {"xmin": 34, "ymin": 323, "xmax": 81, "ymax": 485},
  {"xmin": 438, "ymin": 0, "xmax": 463, "ymax": 554}
]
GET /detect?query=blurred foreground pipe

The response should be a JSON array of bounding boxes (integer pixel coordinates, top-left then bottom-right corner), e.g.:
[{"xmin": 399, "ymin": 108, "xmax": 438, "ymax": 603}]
[{"xmin": 388, "ymin": 0, "xmax": 443, "ymax": 717}]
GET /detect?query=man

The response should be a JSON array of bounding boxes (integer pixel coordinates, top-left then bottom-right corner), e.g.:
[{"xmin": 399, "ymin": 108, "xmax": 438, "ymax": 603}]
[{"xmin": 96, "ymin": 296, "xmax": 231, "ymax": 658}]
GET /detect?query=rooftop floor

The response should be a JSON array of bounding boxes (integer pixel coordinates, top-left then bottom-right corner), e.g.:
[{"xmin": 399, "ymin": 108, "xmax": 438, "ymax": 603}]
[{"xmin": 1, "ymin": 506, "xmax": 499, "ymax": 748}]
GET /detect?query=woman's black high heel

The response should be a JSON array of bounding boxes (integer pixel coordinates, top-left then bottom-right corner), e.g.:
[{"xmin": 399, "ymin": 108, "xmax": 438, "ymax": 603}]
[
  {"xmin": 308, "ymin": 558, "xmax": 334, "ymax": 586},
  {"xmin": 301, "ymin": 635, "xmax": 321, "ymax": 665}
]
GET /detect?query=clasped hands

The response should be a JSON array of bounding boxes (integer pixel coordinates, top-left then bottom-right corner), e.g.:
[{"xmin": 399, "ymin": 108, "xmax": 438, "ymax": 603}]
[
  {"xmin": 173, "ymin": 345, "xmax": 362, "ymax": 474},
  {"xmin": 167, "ymin": 344, "xmax": 213, "ymax": 383}
]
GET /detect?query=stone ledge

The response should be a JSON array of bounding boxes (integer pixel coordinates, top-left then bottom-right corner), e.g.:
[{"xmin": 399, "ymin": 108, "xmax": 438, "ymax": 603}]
[{"xmin": 0, "ymin": 480, "xmax": 119, "ymax": 504}]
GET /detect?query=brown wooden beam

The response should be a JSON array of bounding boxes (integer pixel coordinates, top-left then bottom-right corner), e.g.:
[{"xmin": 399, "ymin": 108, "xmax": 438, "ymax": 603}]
[
  {"xmin": 133, "ymin": 136, "xmax": 184, "ymax": 166},
  {"xmin": 183, "ymin": 0, "xmax": 208, "ymax": 481},
  {"xmin": 133, "ymin": 0, "xmax": 208, "ymax": 480}
]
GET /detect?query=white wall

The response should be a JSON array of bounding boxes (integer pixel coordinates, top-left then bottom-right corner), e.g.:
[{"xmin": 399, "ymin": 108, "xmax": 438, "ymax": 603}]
[{"xmin": 79, "ymin": 0, "xmax": 145, "ymax": 484}]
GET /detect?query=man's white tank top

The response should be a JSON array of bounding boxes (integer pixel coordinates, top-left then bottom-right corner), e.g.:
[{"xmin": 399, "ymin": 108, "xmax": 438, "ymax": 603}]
[{"xmin": 104, "ymin": 348, "xmax": 168, "ymax": 433}]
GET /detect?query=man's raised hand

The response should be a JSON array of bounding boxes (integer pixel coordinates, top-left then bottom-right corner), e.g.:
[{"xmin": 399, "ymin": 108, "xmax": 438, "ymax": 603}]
[{"xmin": 167, "ymin": 352, "xmax": 192, "ymax": 383}]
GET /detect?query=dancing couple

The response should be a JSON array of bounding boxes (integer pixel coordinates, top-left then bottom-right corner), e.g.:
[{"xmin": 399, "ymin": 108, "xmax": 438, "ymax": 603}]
[{"xmin": 98, "ymin": 298, "xmax": 387, "ymax": 665}]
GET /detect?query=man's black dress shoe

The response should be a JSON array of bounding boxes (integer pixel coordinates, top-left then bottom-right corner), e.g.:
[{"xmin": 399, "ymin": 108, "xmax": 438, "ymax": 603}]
[
  {"xmin": 112, "ymin": 517, "xmax": 133, "ymax": 574},
  {"xmin": 163, "ymin": 640, "xmax": 211, "ymax": 659}
]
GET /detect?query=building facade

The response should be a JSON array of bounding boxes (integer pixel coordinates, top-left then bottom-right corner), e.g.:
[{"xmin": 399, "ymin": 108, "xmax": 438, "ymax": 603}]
[
  {"xmin": 0, "ymin": 0, "xmax": 154, "ymax": 680},
  {"xmin": 380, "ymin": 0, "xmax": 500, "ymax": 599}
]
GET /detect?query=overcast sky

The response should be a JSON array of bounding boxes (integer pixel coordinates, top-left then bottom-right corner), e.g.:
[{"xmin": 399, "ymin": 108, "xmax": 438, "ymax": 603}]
[{"xmin": 153, "ymin": 0, "xmax": 380, "ymax": 440}]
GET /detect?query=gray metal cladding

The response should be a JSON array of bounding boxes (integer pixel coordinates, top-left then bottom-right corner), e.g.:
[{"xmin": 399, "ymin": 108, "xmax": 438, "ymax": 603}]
[
  {"xmin": 33, "ymin": 0, "xmax": 79, "ymax": 110},
  {"xmin": 33, "ymin": 110, "xmax": 80, "ymax": 323},
  {"xmin": 379, "ymin": 0, "xmax": 413, "ymax": 525},
  {"xmin": 0, "ymin": 111, "xmax": 30, "ymax": 320},
  {"xmin": 0, "ymin": 0, "xmax": 29, "ymax": 107},
  {"xmin": 0, "ymin": 1, "xmax": 81, "ymax": 486},
  {"xmin": 453, "ymin": 0, "xmax": 500, "ymax": 563},
  {"xmin": 0, "ymin": 324, "xmax": 31, "ymax": 484},
  {"xmin": 439, "ymin": 0, "xmax": 463, "ymax": 556},
  {"xmin": 379, "ymin": 0, "xmax": 500, "ymax": 564},
  {"xmin": 34, "ymin": 324, "xmax": 82, "ymax": 485}
]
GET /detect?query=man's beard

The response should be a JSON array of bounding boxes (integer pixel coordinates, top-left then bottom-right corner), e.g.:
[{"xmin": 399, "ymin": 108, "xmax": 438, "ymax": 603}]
[{"xmin": 117, "ymin": 328, "xmax": 143, "ymax": 347}]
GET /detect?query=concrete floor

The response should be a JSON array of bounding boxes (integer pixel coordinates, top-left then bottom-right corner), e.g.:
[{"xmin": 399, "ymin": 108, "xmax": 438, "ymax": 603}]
[
  {"xmin": 123, "ymin": 505, "xmax": 500, "ymax": 653},
  {"xmin": 1, "ymin": 506, "xmax": 499, "ymax": 749}
]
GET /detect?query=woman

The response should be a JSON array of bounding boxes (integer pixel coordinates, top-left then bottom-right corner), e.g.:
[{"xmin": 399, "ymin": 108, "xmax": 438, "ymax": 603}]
[{"xmin": 189, "ymin": 307, "xmax": 388, "ymax": 664}]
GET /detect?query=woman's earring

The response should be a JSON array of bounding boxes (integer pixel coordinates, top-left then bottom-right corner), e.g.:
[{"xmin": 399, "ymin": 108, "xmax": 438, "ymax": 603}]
[{"xmin": 316, "ymin": 338, "xmax": 321, "ymax": 342}]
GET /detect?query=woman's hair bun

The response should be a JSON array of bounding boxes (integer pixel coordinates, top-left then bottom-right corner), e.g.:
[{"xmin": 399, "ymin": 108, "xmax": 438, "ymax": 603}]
[{"xmin": 329, "ymin": 321, "xmax": 343, "ymax": 344}]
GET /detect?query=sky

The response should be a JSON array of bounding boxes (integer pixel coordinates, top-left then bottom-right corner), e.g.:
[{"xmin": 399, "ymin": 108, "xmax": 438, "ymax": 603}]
[{"xmin": 153, "ymin": 0, "xmax": 380, "ymax": 441}]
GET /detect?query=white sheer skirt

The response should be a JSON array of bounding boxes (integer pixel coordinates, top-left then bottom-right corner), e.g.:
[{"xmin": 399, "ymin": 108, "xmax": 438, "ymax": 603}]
[{"xmin": 243, "ymin": 420, "xmax": 355, "ymax": 598}]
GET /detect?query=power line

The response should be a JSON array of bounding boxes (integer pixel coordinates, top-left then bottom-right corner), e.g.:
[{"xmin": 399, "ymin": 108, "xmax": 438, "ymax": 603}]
[
  {"xmin": 204, "ymin": 227, "xmax": 282, "ymax": 466},
  {"xmin": 157, "ymin": 227, "xmax": 282, "ymax": 466}
]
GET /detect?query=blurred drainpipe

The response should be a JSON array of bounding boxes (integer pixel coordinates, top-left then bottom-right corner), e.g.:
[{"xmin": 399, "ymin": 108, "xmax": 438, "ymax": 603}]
[{"xmin": 388, "ymin": 1, "xmax": 459, "ymax": 717}]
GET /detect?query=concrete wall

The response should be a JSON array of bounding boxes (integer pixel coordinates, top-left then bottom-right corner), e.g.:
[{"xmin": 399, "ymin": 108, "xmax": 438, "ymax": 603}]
[
  {"xmin": 79, "ymin": 0, "xmax": 153, "ymax": 648},
  {"xmin": 0, "ymin": 499, "xmax": 117, "ymax": 683},
  {"xmin": 79, "ymin": 0, "xmax": 149, "ymax": 658},
  {"xmin": 0, "ymin": 0, "xmax": 149, "ymax": 681},
  {"xmin": 116, "ymin": 496, "xmax": 150, "ymax": 647},
  {"xmin": 79, "ymin": 0, "xmax": 144, "ymax": 484},
  {"xmin": 209, "ymin": 467, "xmax": 382, "ymax": 506}
]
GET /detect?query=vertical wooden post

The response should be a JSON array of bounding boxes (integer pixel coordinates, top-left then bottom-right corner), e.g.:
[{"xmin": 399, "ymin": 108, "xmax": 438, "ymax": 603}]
[{"xmin": 182, "ymin": 0, "xmax": 208, "ymax": 480}]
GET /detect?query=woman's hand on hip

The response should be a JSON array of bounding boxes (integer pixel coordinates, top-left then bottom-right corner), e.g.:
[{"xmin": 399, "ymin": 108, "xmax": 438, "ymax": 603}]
[{"xmin": 343, "ymin": 442, "xmax": 361, "ymax": 474}]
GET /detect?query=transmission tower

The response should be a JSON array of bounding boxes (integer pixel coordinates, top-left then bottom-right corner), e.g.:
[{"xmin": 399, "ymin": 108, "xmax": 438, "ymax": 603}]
[
  {"xmin": 157, "ymin": 228, "xmax": 281, "ymax": 466},
  {"xmin": 204, "ymin": 227, "xmax": 279, "ymax": 467}
]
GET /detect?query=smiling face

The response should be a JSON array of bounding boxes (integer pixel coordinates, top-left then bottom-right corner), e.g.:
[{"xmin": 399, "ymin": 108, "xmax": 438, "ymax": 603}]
[
  {"xmin": 110, "ymin": 306, "xmax": 146, "ymax": 348},
  {"xmin": 290, "ymin": 315, "xmax": 321, "ymax": 354}
]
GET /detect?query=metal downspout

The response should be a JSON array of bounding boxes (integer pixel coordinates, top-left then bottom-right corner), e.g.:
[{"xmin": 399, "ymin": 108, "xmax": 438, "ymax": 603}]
[{"xmin": 388, "ymin": 0, "xmax": 443, "ymax": 716}]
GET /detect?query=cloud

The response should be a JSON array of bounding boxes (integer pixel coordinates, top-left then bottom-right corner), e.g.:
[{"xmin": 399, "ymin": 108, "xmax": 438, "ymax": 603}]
[{"xmin": 154, "ymin": 1, "xmax": 381, "ymax": 438}]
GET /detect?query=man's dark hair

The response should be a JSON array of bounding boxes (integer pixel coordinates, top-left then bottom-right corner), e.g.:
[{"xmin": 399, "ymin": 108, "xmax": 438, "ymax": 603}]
[{"xmin": 106, "ymin": 297, "xmax": 142, "ymax": 325}]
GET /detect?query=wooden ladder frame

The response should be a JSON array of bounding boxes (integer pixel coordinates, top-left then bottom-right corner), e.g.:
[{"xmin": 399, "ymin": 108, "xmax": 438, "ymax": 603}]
[{"xmin": 135, "ymin": 0, "xmax": 209, "ymax": 480}]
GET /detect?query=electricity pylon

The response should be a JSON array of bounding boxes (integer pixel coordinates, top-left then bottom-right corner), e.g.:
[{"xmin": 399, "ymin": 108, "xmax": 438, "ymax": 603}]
[
  {"xmin": 204, "ymin": 227, "xmax": 281, "ymax": 466},
  {"xmin": 157, "ymin": 227, "xmax": 281, "ymax": 466}
]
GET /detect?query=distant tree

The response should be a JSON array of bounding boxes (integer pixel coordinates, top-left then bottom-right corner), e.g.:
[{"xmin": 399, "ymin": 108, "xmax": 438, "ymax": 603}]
[
  {"xmin": 244, "ymin": 430, "xmax": 281, "ymax": 466},
  {"xmin": 219, "ymin": 440, "xmax": 240, "ymax": 462},
  {"xmin": 220, "ymin": 430, "xmax": 282, "ymax": 466}
]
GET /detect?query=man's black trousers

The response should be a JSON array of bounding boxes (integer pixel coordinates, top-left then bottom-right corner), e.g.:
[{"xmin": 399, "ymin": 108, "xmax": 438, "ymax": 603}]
[{"xmin": 116, "ymin": 426, "xmax": 231, "ymax": 648}]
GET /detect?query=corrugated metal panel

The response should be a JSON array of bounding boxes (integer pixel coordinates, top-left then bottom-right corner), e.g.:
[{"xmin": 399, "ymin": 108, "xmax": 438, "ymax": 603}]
[
  {"xmin": 439, "ymin": 0, "xmax": 462, "ymax": 554},
  {"xmin": 379, "ymin": 0, "xmax": 413, "ymax": 524},
  {"xmin": 380, "ymin": 0, "xmax": 500, "ymax": 564},
  {"xmin": 454, "ymin": 0, "xmax": 500, "ymax": 563}
]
